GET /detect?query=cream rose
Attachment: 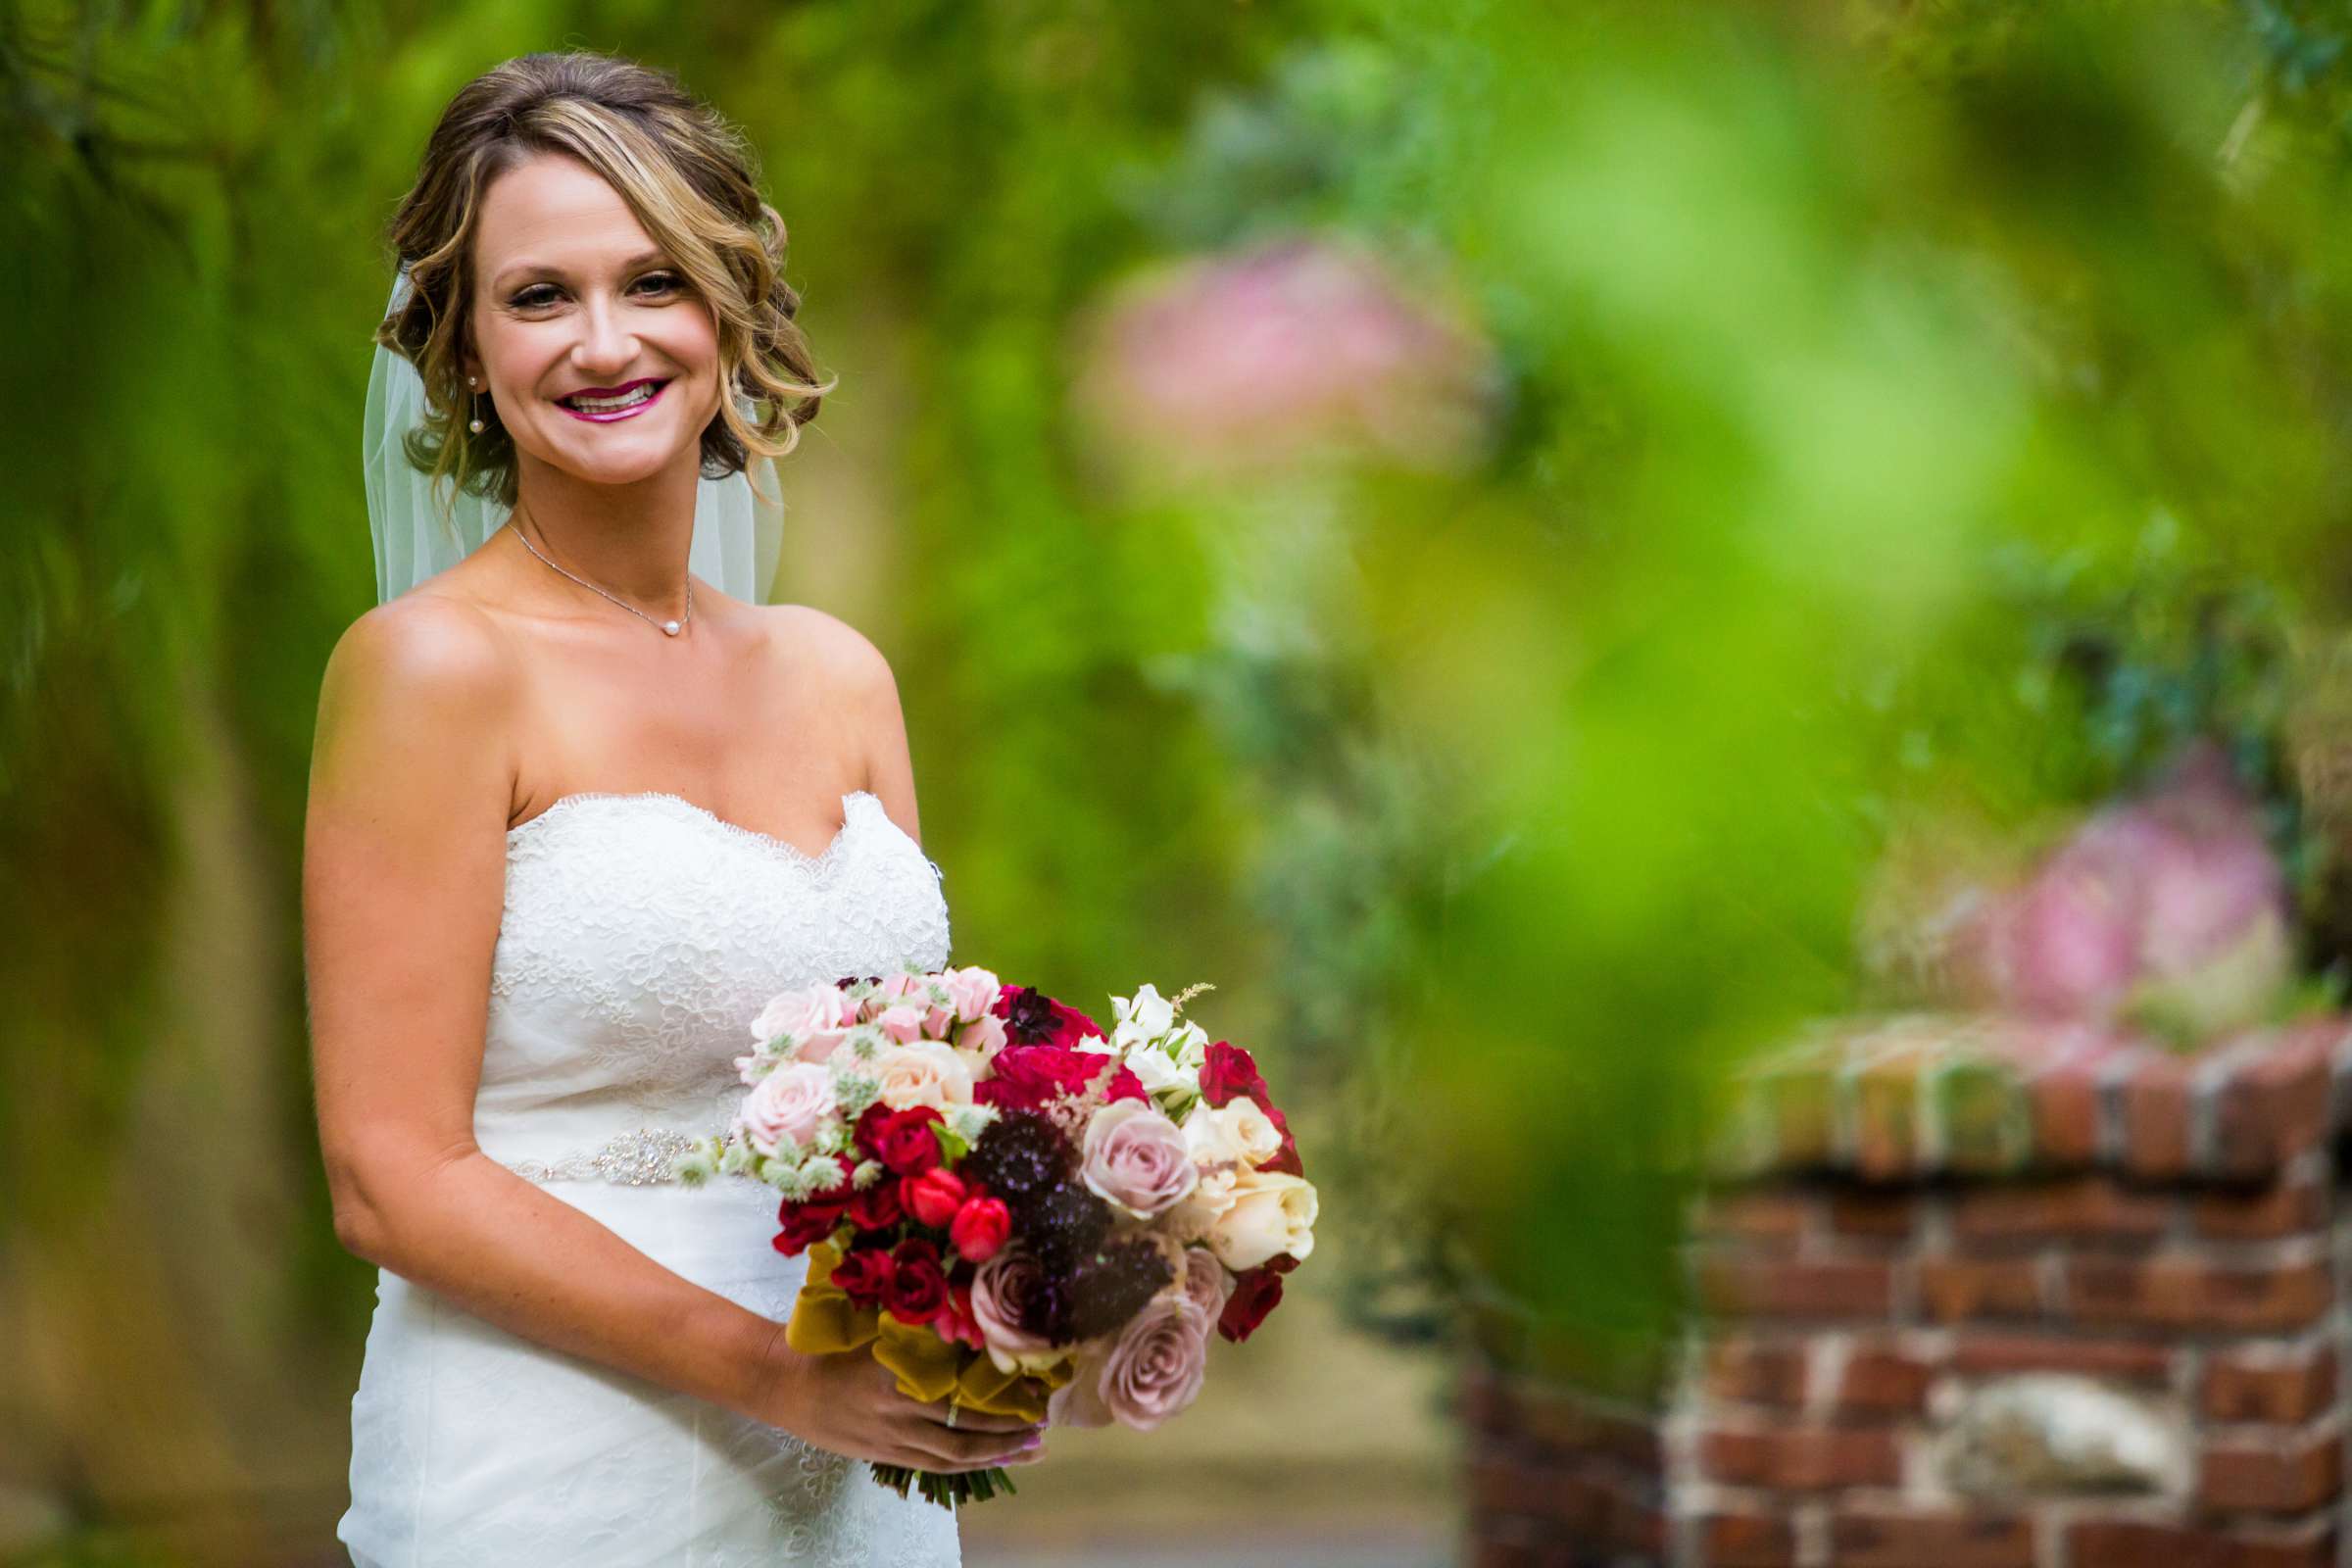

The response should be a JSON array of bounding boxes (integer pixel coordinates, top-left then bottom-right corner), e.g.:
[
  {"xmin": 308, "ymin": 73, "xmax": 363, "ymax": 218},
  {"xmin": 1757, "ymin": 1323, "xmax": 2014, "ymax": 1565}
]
[
  {"xmin": 872, "ymin": 1042, "xmax": 975, "ymax": 1111},
  {"xmin": 739, "ymin": 1060, "xmax": 836, "ymax": 1157},
  {"xmin": 1080, "ymin": 1102, "xmax": 1199, "ymax": 1219},
  {"xmin": 1180, "ymin": 1097, "xmax": 1279, "ymax": 1167},
  {"xmin": 1205, "ymin": 1167, "xmax": 1318, "ymax": 1272}
]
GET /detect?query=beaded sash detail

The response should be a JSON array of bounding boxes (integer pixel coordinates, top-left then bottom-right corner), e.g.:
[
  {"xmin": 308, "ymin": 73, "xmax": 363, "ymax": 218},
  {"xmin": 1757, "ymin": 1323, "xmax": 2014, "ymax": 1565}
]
[{"xmin": 495, "ymin": 1126, "xmax": 704, "ymax": 1186}]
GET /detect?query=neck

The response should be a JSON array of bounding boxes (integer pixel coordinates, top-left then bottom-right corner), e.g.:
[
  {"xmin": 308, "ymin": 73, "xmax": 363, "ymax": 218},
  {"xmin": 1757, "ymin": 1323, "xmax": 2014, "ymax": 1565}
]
[{"xmin": 507, "ymin": 447, "xmax": 700, "ymax": 610}]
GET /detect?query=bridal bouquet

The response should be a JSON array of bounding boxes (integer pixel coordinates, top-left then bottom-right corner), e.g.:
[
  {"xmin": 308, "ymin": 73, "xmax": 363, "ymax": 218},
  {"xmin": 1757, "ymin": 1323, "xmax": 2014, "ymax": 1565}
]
[{"xmin": 674, "ymin": 966, "xmax": 1317, "ymax": 1508}]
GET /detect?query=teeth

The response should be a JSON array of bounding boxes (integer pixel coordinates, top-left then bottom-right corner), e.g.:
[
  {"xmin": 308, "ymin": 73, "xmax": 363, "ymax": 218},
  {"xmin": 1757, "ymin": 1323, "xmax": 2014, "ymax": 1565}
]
[{"xmin": 564, "ymin": 382, "xmax": 661, "ymax": 413}]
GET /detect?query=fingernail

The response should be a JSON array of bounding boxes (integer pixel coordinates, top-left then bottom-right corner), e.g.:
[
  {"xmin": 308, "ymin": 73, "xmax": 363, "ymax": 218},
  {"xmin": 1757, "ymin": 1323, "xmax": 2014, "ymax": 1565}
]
[{"xmin": 1022, "ymin": 1434, "xmax": 1044, "ymax": 1449}]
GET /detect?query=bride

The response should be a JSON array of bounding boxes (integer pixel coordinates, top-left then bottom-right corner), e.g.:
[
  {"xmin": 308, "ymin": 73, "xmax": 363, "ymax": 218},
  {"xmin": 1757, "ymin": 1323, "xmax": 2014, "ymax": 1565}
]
[{"xmin": 306, "ymin": 51, "xmax": 1041, "ymax": 1565}]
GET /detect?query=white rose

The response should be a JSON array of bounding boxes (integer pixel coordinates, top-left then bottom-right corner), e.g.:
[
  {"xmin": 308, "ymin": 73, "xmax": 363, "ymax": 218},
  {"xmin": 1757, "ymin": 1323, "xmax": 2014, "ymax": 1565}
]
[
  {"xmin": 873, "ymin": 1042, "xmax": 975, "ymax": 1111},
  {"xmin": 1131, "ymin": 1050, "xmax": 1199, "ymax": 1102},
  {"xmin": 1212, "ymin": 1096, "xmax": 1283, "ymax": 1166},
  {"xmin": 1205, "ymin": 1167, "xmax": 1318, "ymax": 1272}
]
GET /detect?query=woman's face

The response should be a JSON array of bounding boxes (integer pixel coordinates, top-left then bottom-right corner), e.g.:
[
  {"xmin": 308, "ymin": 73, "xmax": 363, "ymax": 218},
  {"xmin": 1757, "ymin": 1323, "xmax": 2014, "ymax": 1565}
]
[{"xmin": 463, "ymin": 151, "xmax": 720, "ymax": 490}]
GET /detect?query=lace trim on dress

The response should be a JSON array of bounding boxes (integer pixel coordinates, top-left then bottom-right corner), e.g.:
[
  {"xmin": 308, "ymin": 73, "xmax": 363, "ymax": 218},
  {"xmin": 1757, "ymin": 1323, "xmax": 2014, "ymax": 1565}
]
[{"xmin": 508, "ymin": 788, "xmax": 946, "ymax": 885}]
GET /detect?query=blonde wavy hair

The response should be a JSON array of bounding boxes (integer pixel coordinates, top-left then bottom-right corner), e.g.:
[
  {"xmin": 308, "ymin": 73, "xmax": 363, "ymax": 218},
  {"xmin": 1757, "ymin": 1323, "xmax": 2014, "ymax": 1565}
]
[{"xmin": 375, "ymin": 50, "xmax": 831, "ymax": 514}]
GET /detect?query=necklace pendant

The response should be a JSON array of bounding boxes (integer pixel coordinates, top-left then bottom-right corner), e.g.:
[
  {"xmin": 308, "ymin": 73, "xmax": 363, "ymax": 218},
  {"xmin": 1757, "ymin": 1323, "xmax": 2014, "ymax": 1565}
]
[{"xmin": 662, "ymin": 619, "xmax": 682, "ymax": 636}]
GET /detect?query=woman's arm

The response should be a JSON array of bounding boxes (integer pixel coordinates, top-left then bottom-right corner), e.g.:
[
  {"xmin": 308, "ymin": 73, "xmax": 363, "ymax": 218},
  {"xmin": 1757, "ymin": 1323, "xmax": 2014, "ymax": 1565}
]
[{"xmin": 303, "ymin": 597, "xmax": 781, "ymax": 1423}]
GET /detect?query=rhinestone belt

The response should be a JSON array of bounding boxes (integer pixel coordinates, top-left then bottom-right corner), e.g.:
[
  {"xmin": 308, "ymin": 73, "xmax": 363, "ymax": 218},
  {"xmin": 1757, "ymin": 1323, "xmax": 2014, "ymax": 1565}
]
[{"xmin": 495, "ymin": 1126, "xmax": 703, "ymax": 1186}]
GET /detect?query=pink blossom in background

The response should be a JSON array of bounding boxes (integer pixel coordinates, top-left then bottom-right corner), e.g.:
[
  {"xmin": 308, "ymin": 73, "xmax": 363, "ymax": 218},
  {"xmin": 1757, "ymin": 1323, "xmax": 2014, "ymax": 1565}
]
[{"xmin": 1071, "ymin": 233, "xmax": 1499, "ymax": 479}]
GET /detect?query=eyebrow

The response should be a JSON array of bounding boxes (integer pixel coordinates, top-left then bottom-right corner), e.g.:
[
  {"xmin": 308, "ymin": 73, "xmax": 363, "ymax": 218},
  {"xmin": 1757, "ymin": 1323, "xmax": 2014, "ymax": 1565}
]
[{"xmin": 491, "ymin": 249, "xmax": 673, "ymax": 291}]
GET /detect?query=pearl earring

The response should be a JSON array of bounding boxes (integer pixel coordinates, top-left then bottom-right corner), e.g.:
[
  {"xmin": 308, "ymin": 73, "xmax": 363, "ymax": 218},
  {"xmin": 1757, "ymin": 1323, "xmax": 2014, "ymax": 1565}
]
[{"xmin": 467, "ymin": 376, "xmax": 485, "ymax": 434}]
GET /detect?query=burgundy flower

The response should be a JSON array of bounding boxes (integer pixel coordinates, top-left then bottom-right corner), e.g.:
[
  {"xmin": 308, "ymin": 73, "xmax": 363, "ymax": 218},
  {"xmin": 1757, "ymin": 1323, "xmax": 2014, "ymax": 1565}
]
[
  {"xmin": 846, "ymin": 1179, "xmax": 905, "ymax": 1232},
  {"xmin": 871, "ymin": 1105, "xmax": 947, "ymax": 1177},
  {"xmin": 773, "ymin": 1197, "xmax": 850, "ymax": 1258},
  {"xmin": 994, "ymin": 984, "xmax": 1105, "ymax": 1048},
  {"xmin": 887, "ymin": 1238, "xmax": 951, "ymax": 1324},
  {"xmin": 1201, "ymin": 1042, "xmax": 1301, "ymax": 1175},
  {"xmin": 1217, "ymin": 1264, "xmax": 1286, "ymax": 1343},
  {"xmin": 831, "ymin": 1244, "xmax": 897, "ymax": 1308}
]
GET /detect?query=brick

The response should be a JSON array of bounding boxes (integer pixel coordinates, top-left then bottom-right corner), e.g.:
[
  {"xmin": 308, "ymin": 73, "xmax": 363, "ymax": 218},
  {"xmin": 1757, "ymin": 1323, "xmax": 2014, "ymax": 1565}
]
[
  {"xmin": 2067, "ymin": 1519, "xmax": 2334, "ymax": 1568},
  {"xmin": 2199, "ymin": 1425, "xmax": 2343, "ymax": 1512},
  {"xmin": 2063, "ymin": 1256, "xmax": 2331, "ymax": 1333},
  {"xmin": 2201, "ymin": 1347, "xmax": 2338, "ymax": 1425},
  {"xmin": 1950, "ymin": 1174, "xmax": 2171, "ymax": 1247},
  {"xmin": 1695, "ymin": 1510, "xmax": 1797, "ymax": 1568},
  {"xmin": 1515, "ymin": 1387, "xmax": 1663, "ymax": 1473},
  {"xmin": 1698, "ymin": 1256, "xmax": 1894, "ymax": 1320},
  {"xmin": 1825, "ymin": 1190, "xmax": 1916, "ymax": 1239},
  {"xmin": 2121, "ymin": 1049, "xmax": 2195, "ymax": 1180},
  {"xmin": 1699, "ymin": 1423, "xmax": 1901, "ymax": 1490},
  {"xmin": 2210, "ymin": 1027, "xmax": 2338, "ymax": 1180},
  {"xmin": 1470, "ymin": 1453, "xmax": 1560, "ymax": 1520},
  {"xmin": 1948, "ymin": 1332, "xmax": 2173, "ymax": 1383},
  {"xmin": 2192, "ymin": 1176, "xmax": 2328, "ymax": 1240},
  {"xmin": 1703, "ymin": 1337, "xmax": 1808, "ymax": 1405},
  {"xmin": 2023, "ymin": 1034, "xmax": 2125, "ymax": 1167},
  {"xmin": 1919, "ymin": 1258, "xmax": 2043, "ymax": 1322},
  {"xmin": 1827, "ymin": 1509, "xmax": 2034, "ymax": 1567},
  {"xmin": 1695, "ymin": 1190, "xmax": 1813, "ymax": 1250},
  {"xmin": 1834, "ymin": 1341, "xmax": 1936, "ymax": 1413}
]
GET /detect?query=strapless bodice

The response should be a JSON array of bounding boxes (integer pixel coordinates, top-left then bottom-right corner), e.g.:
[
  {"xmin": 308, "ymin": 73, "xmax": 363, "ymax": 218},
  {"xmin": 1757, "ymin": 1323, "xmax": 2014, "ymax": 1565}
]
[{"xmin": 477, "ymin": 788, "xmax": 952, "ymax": 1180}]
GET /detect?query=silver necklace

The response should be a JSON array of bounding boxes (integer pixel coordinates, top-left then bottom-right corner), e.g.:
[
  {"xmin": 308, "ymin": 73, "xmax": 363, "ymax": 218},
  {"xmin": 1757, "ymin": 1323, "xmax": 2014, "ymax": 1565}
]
[{"xmin": 506, "ymin": 515, "xmax": 693, "ymax": 636}]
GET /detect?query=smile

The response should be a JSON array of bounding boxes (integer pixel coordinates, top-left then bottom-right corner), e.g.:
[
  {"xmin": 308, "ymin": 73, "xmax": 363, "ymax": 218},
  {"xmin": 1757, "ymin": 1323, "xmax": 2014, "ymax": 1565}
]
[{"xmin": 557, "ymin": 379, "xmax": 670, "ymax": 420}]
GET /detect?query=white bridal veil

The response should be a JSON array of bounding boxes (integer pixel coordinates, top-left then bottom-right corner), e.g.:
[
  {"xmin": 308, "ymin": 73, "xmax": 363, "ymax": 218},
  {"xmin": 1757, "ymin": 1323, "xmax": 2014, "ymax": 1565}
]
[{"xmin": 363, "ymin": 261, "xmax": 786, "ymax": 606}]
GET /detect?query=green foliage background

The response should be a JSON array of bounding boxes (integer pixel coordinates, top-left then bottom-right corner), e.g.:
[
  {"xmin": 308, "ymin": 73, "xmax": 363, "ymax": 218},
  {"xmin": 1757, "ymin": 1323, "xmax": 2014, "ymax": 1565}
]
[{"xmin": 12, "ymin": 0, "xmax": 2352, "ymax": 1557}]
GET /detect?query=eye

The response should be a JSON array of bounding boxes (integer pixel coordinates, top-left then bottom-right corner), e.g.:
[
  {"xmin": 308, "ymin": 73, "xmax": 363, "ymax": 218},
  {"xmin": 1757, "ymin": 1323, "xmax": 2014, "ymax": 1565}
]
[{"xmin": 634, "ymin": 271, "xmax": 684, "ymax": 297}]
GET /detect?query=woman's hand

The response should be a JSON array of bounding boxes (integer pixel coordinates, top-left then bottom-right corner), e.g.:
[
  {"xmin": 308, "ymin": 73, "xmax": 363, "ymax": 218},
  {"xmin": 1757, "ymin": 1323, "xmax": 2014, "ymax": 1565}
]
[{"xmin": 748, "ymin": 1326, "xmax": 1047, "ymax": 1474}]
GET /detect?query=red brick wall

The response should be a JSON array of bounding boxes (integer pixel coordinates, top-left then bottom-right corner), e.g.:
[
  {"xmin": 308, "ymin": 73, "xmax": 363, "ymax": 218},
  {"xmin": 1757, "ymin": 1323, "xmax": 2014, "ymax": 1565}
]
[{"xmin": 1461, "ymin": 1014, "xmax": 2352, "ymax": 1568}]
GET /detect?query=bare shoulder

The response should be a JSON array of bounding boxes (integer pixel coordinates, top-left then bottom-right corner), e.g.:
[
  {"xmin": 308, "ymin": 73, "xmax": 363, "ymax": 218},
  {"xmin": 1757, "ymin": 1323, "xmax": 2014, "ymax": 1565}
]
[
  {"xmin": 311, "ymin": 592, "xmax": 519, "ymax": 820},
  {"xmin": 321, "ymin": 591, "xmax": 514, "ymax": 705},
  {"xmin": 760, "ymin": 603, "xmax": 897, "ymax": 697}
]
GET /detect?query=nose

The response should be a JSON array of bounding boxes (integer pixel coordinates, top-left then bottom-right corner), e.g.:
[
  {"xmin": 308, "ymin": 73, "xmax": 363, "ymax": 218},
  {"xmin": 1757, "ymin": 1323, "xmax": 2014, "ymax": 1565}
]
[{"xmin": 569, "ymin": 291, "xmax": 642, "ymax": 379}]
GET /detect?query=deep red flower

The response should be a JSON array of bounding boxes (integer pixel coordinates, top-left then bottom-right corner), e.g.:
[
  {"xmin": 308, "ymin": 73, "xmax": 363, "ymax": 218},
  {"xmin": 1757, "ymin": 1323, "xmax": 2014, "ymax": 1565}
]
[
  {"xmin": 1200, "ymin": 1042, "xmax": 1271, "ymax": 1108},
  {"xmin": 773, "ymin": 1196, "xmax": 850, "ymax": 1258},
  {"xmin": 1217, "ymin": 1263, "xmax": 1286, "ymax": 1343},
  {"xmin": 977, "ymin": 1045, "xmax": 1129, "ymax": 1114},
  {"xmin": 846, "ymin": 1179, "xmax": 905, "ymax": 1232},
  {"xmin": 887, "ymin": 1238, "xmax": 951, "ymax": 1324},
  {"xmin": 903, "ymin": 1167, "xmax": 968, "ymax": 1228},
  {"xmin": 830, "ymin": 1245, "xmax": 897, "ymax": 1307},
  {"xmin": 872, "ymin": 1105, "xmax": 948, "ymax": 1177},
  {"xmin": 993, "ymin": 984, "xmax": 1105, "ymax": 1048}
]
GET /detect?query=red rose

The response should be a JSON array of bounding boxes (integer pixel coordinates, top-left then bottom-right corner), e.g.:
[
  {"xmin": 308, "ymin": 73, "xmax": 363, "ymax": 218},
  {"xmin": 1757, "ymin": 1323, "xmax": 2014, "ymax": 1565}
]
[
  {"xmin": 948, "ymin": 1195, "xmax": 1011, "ymax": 1262},
  {"xmin": 1102, "ymin": 1063, "xmax": 1149, "ymax": 1104},
  {"xmin": 1260, "ymin": 1102, "xmax": 1303, "ymax": 1177},
  {"xmin": 978, "ymin": 1046, "xmax": 1127, "ymax": 1113},
  {"xmin": 1217, "ymin": 1263, "xmax": 1285, "ymax": 1343},
  {"xmin": 1200, "ymin": 1042, "xmax": 1271, "ymax": 1108},
  {"xmin": 830, "ymin": 1245, "xmax": 897, "ymax": 1308},
  {"xmin": 886, "ymin": 1238, "xmax": 951, "ymax": 1324},
  {"xmin": 903, "ymin": 1167, "xmax": 968, "ymax": 1228},
  {"xmin": 853, "ymin": 1102, "xmax": 895, "ymax": 1157},
  {"xmin": 847, "ymin": 1179, "xmax": 905, "ymax": 1232},
  {"xmin": 773, "ymin": 1196, "xmax": 850, "ymax": 1258},
  {"xmin": 872, "ymin": 1105, "xmax": 947, "ymax": 1177}
]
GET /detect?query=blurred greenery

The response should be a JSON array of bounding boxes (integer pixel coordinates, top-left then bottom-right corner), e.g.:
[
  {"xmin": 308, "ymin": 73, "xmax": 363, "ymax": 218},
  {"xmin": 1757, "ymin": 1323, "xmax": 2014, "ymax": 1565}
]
[{"xmin": 14, "ymin": 0, "xmax": 2352, "ymax": 1560}]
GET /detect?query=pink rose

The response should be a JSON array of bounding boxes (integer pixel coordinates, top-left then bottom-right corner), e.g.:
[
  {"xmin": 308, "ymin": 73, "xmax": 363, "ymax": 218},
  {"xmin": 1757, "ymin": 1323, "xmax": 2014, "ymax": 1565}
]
[
  {"xmin": 945, "ymin": 966, "xmax": 1003, "ymax": 1023},
  {"xmin": 954, "ymin": 1013, "xmax": 1008, "ymax": 1066},
  {"xmin": 739, "ymin": 1061, "xmax": 836, "ymax": 1156},
  {"xmin": 1080, "ymin": 1101, "xmax": 1199, "ymax": 1219},
  {"xmin": 750, "ymin": 984, "xmax": 858, "ymax": 1063},
  {"xmin": 969, "ymin": 1247, "xmax": 1064, "ymax": 1375},
  {"xmin": 1079, "ymin": 1297, "xmax": 1211, "ymax": 1431},
  {"xmin": 871, "ymin": 1003, "xmax": 929, "ymax": 1044},
  {"xmin": 1180, "ymin": 1246, "xmax": 1231, "ymax": 1321}
]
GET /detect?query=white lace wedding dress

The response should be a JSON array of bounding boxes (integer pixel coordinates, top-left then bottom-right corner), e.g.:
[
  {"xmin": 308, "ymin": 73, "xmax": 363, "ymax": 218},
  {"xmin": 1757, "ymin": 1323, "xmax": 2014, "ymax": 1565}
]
[{"xmin": 336, "ymin": 788, "xmax": 963, "ymax": 1566}]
